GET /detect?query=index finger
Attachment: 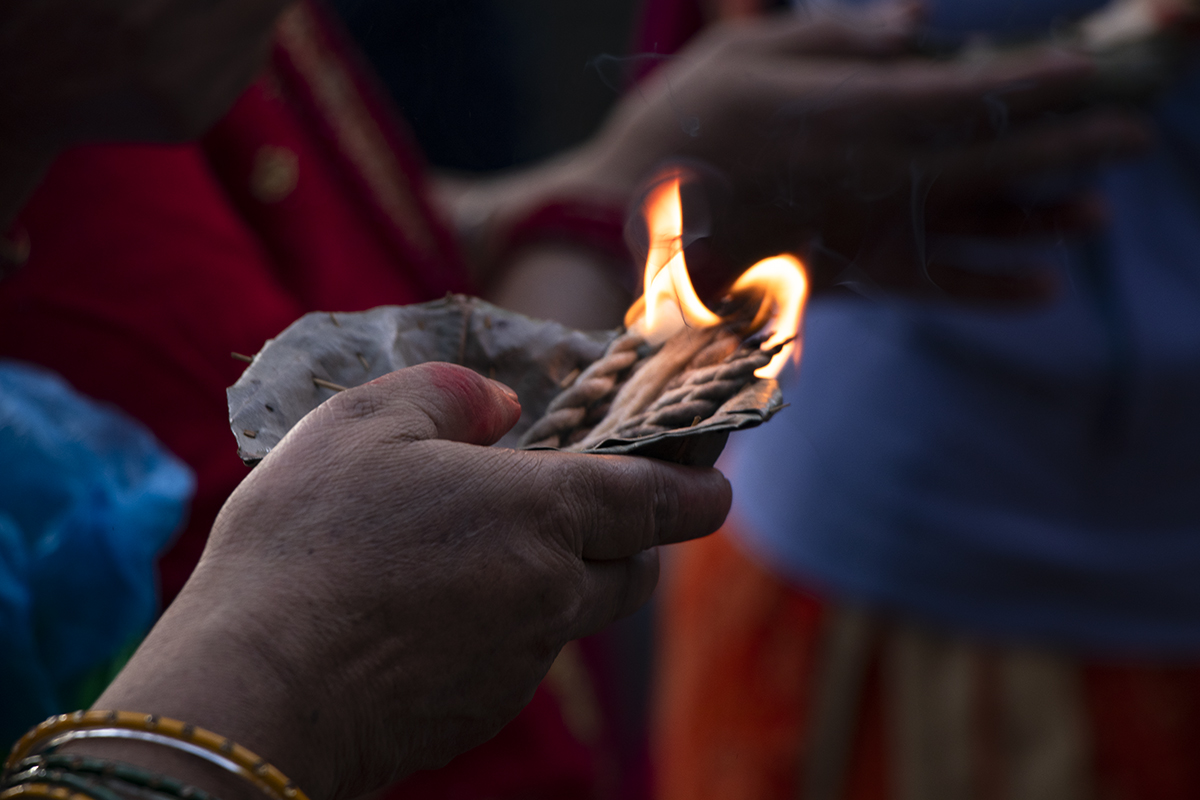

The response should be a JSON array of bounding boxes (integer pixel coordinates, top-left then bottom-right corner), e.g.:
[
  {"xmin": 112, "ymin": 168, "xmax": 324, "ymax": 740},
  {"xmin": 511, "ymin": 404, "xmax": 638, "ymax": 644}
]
[
  {"xmin": 888, "ymin": 47, "xmax": 1098, "ymax": 124},
  {"xmin": 534, "ymin": 451, "xmax": 732, "ymax": 560},
  {"xmin": 772, "ymin": 47, "xmax": 1097, "ymax": 133},
  {"xmin": 747, "ymin": 4, "xmax": 920, "ymax": 59}
]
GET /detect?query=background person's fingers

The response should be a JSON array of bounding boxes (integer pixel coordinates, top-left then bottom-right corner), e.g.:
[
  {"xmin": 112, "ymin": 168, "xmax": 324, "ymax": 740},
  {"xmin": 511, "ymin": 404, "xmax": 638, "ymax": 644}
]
[
  {"xmin": 568, "ymin": 551, "xmax": 662, "ymax": 639},
  {"xmin": 934, "ymin": 48, "xmax": 1097, "ymax": 119},
  {"xmin": 925, "ymin": 194, "xmax": 1110, "ymax": 237},
  {"xmin": 751, "ymin": 3, "xmax": 919, "ymax": 59},
  {"xmin": 845, "ymin": 48, "xmax": 1097, "ymax": 132},
  {"xmin": 930, "ymin": 108, "xmax": 1152, "ymax": 184},
  {"xmin": 322, "ymin": 362, "xmax": 522, "ymax": 446},
  {"xmin": 924, "ymin": 260, "xmax": 1059, "ymax": 303},
  {"xmin": 759, "ymin": 48, "xmax": 1095, "ymax": 139}
]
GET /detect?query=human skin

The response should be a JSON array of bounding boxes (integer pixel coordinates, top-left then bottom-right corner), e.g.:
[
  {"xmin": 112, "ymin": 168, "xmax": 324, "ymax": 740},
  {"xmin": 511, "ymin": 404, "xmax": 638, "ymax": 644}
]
[
  {"xmin": 0, "ymin": 0, "xmax": 1145, "ymax": 793},
  {"xmin": 60, "ymin": 364, "xmax": 731, "ymax": 800},
  {"xmin": 1, "ymin": 2, "xmax": 1148, "ymax": 298},
  {"xmin": 459, "ymin": 6, "xmax": 1152, "ymax": 317}
]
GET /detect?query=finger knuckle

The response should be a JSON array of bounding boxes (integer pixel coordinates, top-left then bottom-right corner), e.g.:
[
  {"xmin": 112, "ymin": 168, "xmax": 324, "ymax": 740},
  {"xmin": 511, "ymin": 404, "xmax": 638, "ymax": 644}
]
[
  {"xmin": 545, "ymin": 471, "xmax": 599, "ymax": 541},
  {"xmin": 525, "ymin": 552, "xmax": 588, "ymax": 635},
  {"xmin": 329, "ymin": 384, "xmax": 386, "ymax": 421},
  {"xmin": 647, "ymin": 467, "xmax": 681, "ymax": 547}
]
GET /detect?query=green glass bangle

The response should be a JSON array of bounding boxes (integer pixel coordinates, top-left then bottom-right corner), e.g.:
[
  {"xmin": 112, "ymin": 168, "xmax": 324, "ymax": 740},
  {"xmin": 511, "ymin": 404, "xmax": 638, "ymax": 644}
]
[
  {"xmin": 7, "ymin": 711, "xmax": 305, "ymax": 800},
  {"xmin": 0, "ymin": 781, "xmax": 99, "ymax": 800},
  {"xmin": 5, "ymin": 757, "xmax": 217, "ymax": 800},
  {"xmin": 0, "ymin": 768, "xmax": 114, "ymax": 800}
]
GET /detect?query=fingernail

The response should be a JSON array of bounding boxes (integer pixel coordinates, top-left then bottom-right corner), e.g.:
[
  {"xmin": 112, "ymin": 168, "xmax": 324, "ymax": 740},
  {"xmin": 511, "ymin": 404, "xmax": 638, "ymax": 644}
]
[{"xmin": 489, "ymin": 379, "xmax": 519, "ymax": 404}]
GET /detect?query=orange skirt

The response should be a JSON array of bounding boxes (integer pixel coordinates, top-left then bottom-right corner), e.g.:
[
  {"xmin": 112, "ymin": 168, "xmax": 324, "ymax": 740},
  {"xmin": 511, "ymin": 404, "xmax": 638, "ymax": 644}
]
[{"xmin": 653, "ymin": 522, "xmax": 1200, "ymax": 800}]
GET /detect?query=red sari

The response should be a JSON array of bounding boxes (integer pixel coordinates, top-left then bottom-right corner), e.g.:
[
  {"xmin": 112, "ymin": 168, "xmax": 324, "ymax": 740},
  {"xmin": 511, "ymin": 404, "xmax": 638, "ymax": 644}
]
[{"xmin": 0, "ymin": 3, "xmax": 614, "ymax": 797}]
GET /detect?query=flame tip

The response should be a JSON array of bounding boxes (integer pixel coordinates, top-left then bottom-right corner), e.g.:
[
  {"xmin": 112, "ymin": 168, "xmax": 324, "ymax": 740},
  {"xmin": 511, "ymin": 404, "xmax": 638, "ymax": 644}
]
[{"xmin": 628, "ymin": 173, "xmax": 807, "ymax": 379}]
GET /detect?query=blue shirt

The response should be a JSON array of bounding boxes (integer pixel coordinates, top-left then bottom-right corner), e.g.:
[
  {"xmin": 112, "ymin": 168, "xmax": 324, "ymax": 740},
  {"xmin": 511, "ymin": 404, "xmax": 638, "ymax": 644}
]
[{"xmin": 730, "ymin": 0, "xmax": 1200, "ymax": 654}]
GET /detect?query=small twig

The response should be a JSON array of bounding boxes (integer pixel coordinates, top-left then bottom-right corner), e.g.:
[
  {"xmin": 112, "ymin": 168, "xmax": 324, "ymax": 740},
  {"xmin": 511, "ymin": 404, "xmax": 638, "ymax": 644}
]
[
  {"xmin": 457, "ymin": 302, "xmax": 473, "ymax": 366},
  {"xmin": 231, "ymin": 352, "xmax": 254, "ymax": 363},
  {"xmin": 356, "ymin": 353, "xmax": 371, "ymax": 371},
  {"xmin": 559, "ymin": 367, "xmax": 582, "ymax": 389},
  {"xmin": 329, "ymin": 312, "xmax": 341, "ymax": 327},
  {"xmin": 313, "ymin": 377, "xmax": 348, "ymax": 392}
]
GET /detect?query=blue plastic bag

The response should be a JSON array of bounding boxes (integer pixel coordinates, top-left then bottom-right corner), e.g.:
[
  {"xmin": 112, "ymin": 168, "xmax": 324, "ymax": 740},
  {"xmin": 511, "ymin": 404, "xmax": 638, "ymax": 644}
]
[{"xmin": 0, "ymin": 361, "xmax": 194, "ymax": 743}]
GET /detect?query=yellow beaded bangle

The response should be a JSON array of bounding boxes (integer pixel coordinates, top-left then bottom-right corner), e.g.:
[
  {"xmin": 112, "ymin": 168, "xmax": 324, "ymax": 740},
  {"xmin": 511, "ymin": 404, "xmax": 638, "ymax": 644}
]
[
  {"xmin": 0, "ymin": 784, "xmax": 97, "ymax": 800},
  {"xmin": 5, "ymin": 712, "xmax": 309, "ymax": 800}
]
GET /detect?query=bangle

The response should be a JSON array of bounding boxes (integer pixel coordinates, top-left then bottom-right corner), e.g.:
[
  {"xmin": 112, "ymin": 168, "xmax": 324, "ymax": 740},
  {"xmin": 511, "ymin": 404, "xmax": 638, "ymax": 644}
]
[
  {"xmin": 0, "ymin": 784, "xmax": 99, "ymax": 800},
  {"xmin": 493, "ymin": 198, "xmax": 637, "ymax": 293},
  {"xmin": 6, "ymin": 756, "xmax": 216, "ymax": 800},
  {"xmin": 6, "ymin": 712, "xmax": 308, "ymax": 800},
  {"xmin": 3, "ymin": 766, "xmax": 122, "ymax": 800}
]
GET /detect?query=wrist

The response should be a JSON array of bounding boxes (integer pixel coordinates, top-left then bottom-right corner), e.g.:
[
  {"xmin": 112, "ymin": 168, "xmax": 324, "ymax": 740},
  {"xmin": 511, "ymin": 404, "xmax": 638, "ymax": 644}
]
[
  {"xmin": 443, "ymin": 143, "xmax": 638, "ymax": 285},
  {"xmin": 53, "ymin": 726, "xmax": 278, "ymax": 800},
  {"xmin": 75, "ymin": 564, "xmax": 332, "ymax": 800}
]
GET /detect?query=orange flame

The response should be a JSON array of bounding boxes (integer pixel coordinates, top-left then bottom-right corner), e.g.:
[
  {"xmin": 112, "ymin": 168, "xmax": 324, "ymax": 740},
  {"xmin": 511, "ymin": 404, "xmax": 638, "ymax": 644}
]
[
  {"xmin": 624, "ymin": 175, "xmax": 808, "ymax": 379},
  {"xmin": 730, "ymin": 255, "xmax": 808, "ymax": 378},
  {"xmin": 625, "ymin": 177, "xmax": 720, "ymax": 343}
]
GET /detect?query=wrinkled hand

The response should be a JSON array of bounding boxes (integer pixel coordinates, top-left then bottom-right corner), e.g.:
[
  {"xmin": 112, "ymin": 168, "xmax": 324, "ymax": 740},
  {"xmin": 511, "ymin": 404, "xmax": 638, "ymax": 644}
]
[
  {"xmin": 597, "ymin": 5, "xmax": 1152, "ymax": 301},
  {"xmin": 92, "ymin": 363, "xmax": 731, "ymax": 800},
  {"xmin": 0, "ymin": 0, "xmax": 292, "ymax": 148}
]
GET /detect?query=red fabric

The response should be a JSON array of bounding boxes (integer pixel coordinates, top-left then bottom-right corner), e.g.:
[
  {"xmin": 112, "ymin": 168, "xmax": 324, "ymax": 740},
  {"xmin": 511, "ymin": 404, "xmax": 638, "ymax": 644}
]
[
  {"xmin": 0, "ymin": 5, "xmax": 605, "ymax": 798},
  {"xmin": 655, "ymin": 525, "xmax": 1200, "ymax": 800},
  {"xmin": 200, "ymin": 81, "xmax": 440, "ymax": 311},
  {"xmin": 632, "ymin": 0, "xmax": 705, "ymax": 82},
  {"xmin": 1084, "ymin": 663, "xmax": 1200, "ymax": 800},
  {"xmin": 201, "ymin": 3, "xmax": 469, "ymax": 311},
  {"xmin": 498, "ymin": 198, "xmax": 637, "ymax": 296},
  {"xmin": 501, "ymin": 199, "xmax": 631, "ymax": 266},
  {"xmin": 632, "ymin": 0, "xmax": 783, "ymax": 82},
  {"xmin": 653, "ymin": 523, "xmax": 832, "ymax": 800},
  {"xmin": 397, "ymin": 685, "xmax": 597, "ymax": 800},
  {"xmin": 0, "ymin": 7, "xmax": 475, "ymax": 608},
  {"xmin": 0, "ymin": 142, "xmax": 302, "ymax": 608}
]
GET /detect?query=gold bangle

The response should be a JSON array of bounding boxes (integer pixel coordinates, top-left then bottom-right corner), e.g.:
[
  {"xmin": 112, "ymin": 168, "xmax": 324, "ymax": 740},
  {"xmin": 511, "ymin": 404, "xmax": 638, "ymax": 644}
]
[
  {"xmin": 5, "ymin": 712, "xmax": 310, "ymax": 800},
  {"xmin": 0, "ymin": 784, "xmax": 98, "ymax": 800}
]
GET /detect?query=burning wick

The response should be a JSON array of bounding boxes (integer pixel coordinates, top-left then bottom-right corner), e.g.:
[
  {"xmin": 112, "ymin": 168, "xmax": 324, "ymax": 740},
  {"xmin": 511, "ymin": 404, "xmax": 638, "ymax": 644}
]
[
  {"xmin": 519, "ymin": 172, "xmax": 808, "ymax": 453},
  {"xmin": 624, "ymin": 176, "xmax": 808, "ymax": 379}
]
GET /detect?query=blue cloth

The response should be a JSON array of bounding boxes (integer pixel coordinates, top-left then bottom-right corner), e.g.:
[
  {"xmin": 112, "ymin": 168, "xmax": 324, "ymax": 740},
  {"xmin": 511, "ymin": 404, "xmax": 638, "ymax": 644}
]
[
  {"xmin": 0, "ymin": 361, "xmax": 194, "ymax": 743},
  {"xmin": 731, "ymin": 0, "xmax": 1200, "ymax": 653}
]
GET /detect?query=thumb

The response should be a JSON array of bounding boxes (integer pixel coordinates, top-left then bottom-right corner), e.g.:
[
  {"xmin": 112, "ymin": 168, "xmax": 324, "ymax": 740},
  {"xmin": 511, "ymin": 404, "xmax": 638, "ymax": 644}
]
[{"xmin": 324, "ymin": 362, "xmax": 522, "ymax": 446}]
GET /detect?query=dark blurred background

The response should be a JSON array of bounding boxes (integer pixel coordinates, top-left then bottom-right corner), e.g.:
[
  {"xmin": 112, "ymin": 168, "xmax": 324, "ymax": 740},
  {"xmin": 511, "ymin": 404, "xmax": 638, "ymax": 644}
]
[{"xmin": 331, "ymin": 0, "xmax": 640, "ymax": 171}]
